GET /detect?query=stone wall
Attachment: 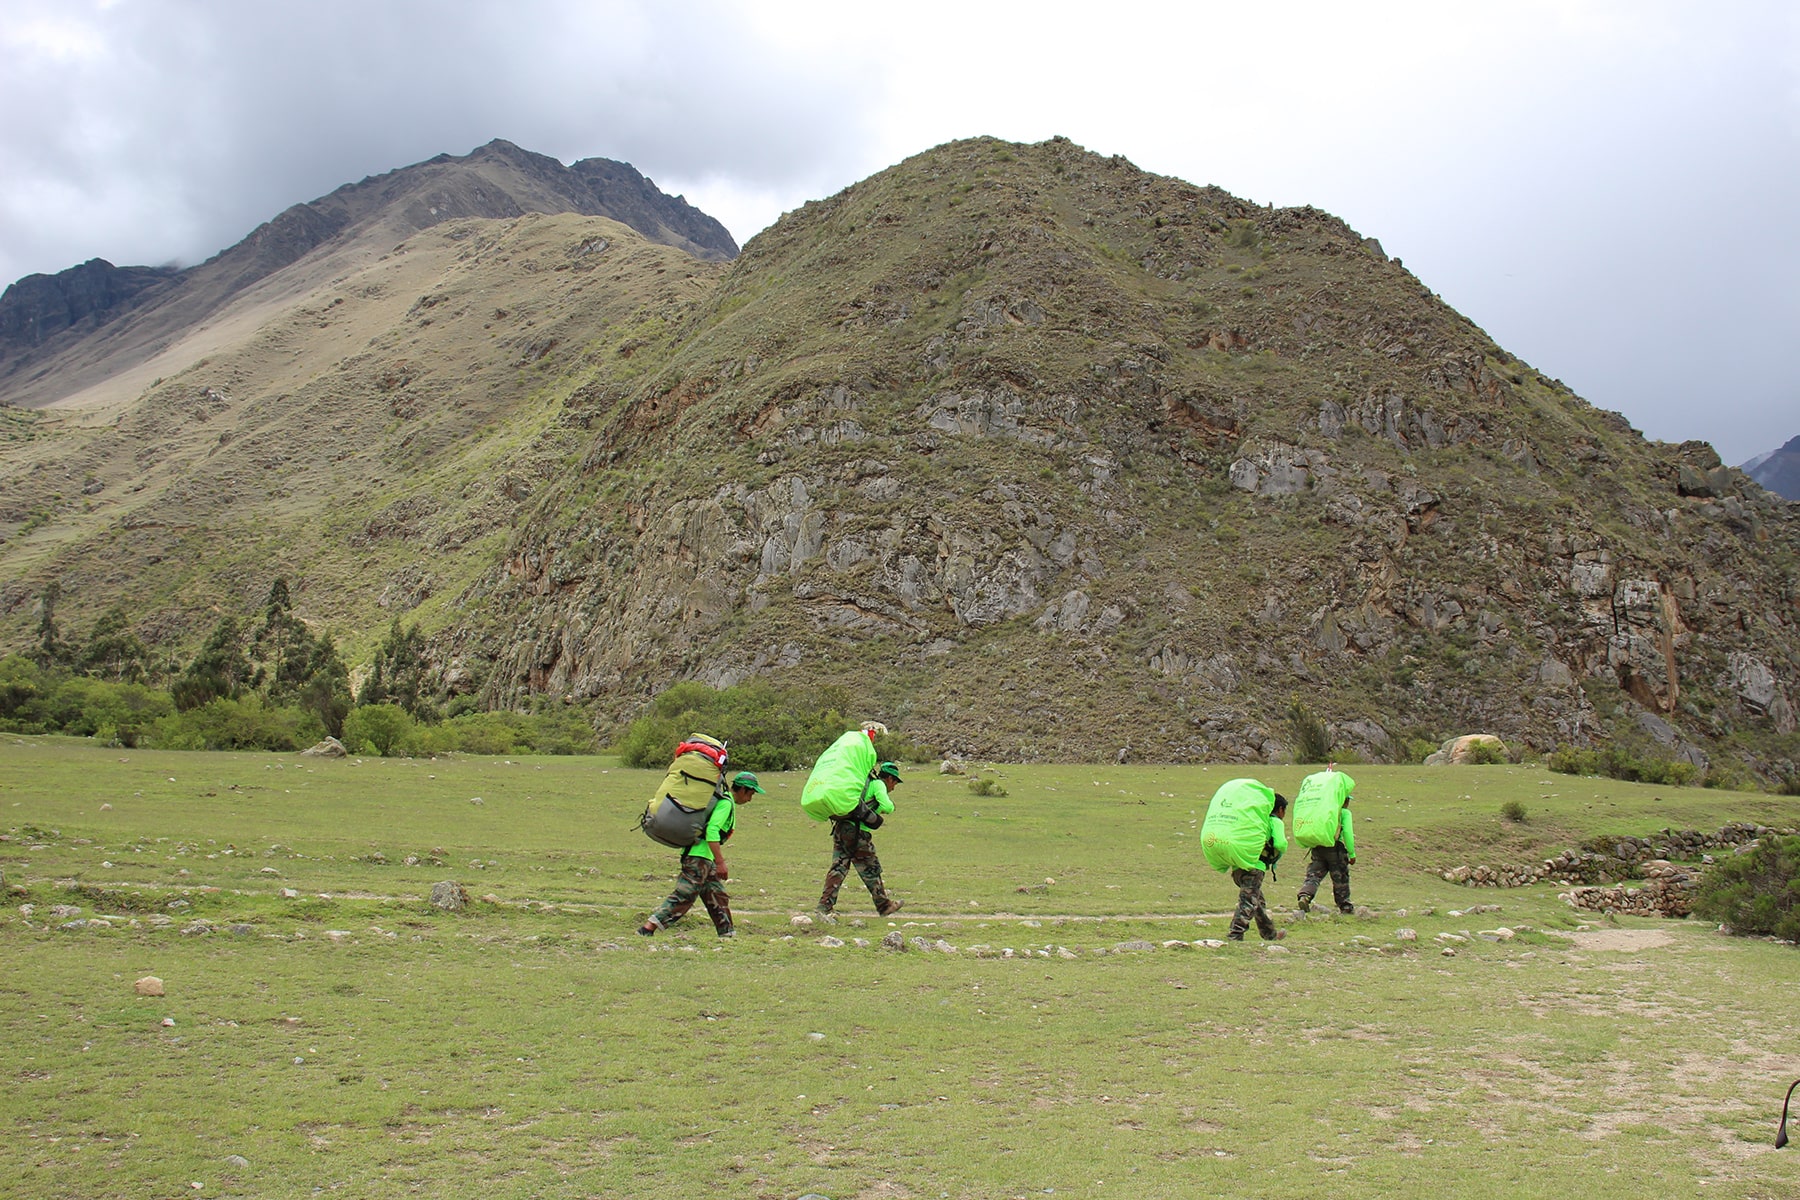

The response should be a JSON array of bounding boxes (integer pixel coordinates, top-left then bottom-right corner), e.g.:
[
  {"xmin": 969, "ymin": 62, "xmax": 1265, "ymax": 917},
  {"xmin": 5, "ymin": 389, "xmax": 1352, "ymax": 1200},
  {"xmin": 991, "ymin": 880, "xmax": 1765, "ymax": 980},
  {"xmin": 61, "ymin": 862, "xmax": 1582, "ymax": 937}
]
[{"xmin": 1441, "ymin": 822, "xmax": 1788, "ymax": 890}]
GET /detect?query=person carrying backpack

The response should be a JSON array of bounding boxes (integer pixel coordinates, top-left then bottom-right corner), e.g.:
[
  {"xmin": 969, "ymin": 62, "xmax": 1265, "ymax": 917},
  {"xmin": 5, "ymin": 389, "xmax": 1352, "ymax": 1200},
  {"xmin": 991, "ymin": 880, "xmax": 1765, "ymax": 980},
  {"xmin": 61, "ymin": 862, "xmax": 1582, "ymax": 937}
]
[
  {"xmin": 1199, "ymin": 777, "xmax": 1288, "ymax": 941},
  {"xmin": 1292, "ymin": 762, "xmax": 1356, "ymax": 914},
  {"xmin": 803, "ymin": 725, "xmax": 905, "ymax": 920},
  {"xmin": 639, "ymin": 770, "xmax": 764, "ymax": 937}
]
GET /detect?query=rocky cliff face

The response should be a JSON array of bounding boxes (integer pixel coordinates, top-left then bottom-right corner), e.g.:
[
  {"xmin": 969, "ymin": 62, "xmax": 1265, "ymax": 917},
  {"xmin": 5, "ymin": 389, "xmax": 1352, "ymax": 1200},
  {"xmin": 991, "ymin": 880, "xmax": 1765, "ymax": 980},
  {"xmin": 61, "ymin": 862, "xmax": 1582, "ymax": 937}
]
[
  {"xmin": 0, "ymin": 259, "xmax": 176, "ymax": 357},
  {"xmin": 2, "ymin": 136, "xmax": 1794, "ymax": 775}
]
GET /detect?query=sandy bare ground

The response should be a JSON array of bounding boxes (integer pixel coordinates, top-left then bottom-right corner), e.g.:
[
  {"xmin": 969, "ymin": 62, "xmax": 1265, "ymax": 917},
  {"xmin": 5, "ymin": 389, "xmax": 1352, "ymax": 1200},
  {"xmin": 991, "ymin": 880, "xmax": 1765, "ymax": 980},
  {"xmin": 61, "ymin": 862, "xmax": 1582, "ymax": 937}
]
[{"xmin": 1560, "ymin": 927, "xmax": 1675, "ymax": 951}]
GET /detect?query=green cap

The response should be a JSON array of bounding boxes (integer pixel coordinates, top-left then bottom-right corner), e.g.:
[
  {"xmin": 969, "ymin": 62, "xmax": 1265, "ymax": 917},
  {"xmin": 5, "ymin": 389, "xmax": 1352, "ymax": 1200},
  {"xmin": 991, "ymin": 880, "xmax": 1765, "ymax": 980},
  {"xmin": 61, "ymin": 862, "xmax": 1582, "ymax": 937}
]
[
  {"xmin": 877, "ymin": 761, "xmax": 902, "ymax": 782},
  {"xmin": 730, "ymin": 771, "xmax": 765, "ymax": 794}
]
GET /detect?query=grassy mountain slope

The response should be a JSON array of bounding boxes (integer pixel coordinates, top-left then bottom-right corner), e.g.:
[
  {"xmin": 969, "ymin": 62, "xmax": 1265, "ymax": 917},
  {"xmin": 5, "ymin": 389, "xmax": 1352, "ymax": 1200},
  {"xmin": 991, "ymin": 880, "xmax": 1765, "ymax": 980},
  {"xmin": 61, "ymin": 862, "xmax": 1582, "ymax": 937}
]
[
  {"xmin": 454, "ymin": 137, "xmax": 1798, "ymax": 773},
  {"xmin": 3, "ymin": 136, "xmax": 1795, "ymax": 773},
  {"xmin": 0, "ymin": 212, "xmax": 723, "ymax": 661}
]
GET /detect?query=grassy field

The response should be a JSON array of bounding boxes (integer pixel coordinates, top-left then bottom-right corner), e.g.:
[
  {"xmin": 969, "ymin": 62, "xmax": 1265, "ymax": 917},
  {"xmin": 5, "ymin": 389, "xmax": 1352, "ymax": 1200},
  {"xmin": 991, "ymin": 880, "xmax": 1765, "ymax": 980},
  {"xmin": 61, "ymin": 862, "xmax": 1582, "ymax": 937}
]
[{"xmin": 3, "ymin": 736, "xmax": 1798, "ymax": 1199}]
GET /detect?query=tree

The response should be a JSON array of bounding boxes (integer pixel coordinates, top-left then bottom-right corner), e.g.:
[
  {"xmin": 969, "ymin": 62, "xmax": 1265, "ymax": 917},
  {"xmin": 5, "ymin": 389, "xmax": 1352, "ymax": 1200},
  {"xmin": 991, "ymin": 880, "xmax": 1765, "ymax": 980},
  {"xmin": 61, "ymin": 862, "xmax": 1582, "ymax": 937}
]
[
  {"xmin": 252, "ymin": 578, "xmax": 310, "ymax": 699},
  {"xmin": 173, "ymin": 617, "xmax": 253, "ymax": 711},
  {"xmin": 297, "ymin": 633, "xmax": 352, "ymax": 738},
  {"xmin": 357, "ymin": 620, "xmax": 433, "ymax": 719},
  {"xmin": 33, "ymin": 582, "xmax": 70, "ymax": 669},
  {"xmin": 80, "ymin": 605, "xmax": 150, "ymax": 683}
]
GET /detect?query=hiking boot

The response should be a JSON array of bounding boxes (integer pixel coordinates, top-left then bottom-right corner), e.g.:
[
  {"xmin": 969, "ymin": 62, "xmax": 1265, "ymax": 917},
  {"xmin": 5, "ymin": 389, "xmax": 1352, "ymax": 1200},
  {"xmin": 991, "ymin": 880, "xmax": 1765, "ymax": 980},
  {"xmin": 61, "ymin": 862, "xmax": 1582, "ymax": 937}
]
[
  {"xmin": 813, "ymin": 907, "xmax": 837, "ymax": 925},
  {"xmin": 1264, "ymin": 929, "xmax": 1286, "ymax": 941},
  {"xmin": 1296, "ymin": 894, "xmax": 1312, "ymax": 913},
  {"xmin": 1339, "ymin": 905, "xmax": 1356, "ymax": 916},
  {"xmin": 1226, "ymin": 931, "xmax": 1245, "ymax": 941},
  {"xmin": 717, "ymin": 928, "xmax": 735, "ymax": 939},
  {"xmin": 637, "ymin": 920, "xmax": 659, "ymax": 937},
  {"xmin": 878, "ymin": 898, "xmax": 904, "ymax": 918}
]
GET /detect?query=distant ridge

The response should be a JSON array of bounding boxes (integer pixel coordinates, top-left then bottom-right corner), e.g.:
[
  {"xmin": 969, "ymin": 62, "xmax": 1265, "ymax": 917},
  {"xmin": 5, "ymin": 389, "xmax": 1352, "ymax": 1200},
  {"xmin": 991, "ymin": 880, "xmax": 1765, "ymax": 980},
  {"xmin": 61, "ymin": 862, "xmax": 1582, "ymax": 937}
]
[
  {"xmin": 1742, "ymin": 435, "xmax": 1800, "ymax": 500},
  {"xmin": 0, "ymin": 139, "xmax": 736, "ymax": 409}
]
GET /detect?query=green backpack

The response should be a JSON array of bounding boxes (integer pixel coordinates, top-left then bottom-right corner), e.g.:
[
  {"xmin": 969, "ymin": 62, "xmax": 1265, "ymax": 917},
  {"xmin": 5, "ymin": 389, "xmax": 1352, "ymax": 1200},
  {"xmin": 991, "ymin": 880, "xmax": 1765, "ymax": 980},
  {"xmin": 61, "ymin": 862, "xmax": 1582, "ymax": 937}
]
[{"xmin": 1293, "ymin": 769, "xmax": 1354, "ymax": 849}]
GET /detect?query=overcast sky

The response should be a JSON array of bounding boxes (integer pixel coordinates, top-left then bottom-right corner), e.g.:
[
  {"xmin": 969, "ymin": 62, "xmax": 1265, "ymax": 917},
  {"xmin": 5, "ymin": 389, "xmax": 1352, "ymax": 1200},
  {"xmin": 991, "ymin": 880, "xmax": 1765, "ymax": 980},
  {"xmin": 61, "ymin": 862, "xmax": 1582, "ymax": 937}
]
[{"xmin": 2, "ymin": 0, "xmax": 1795, "ymax": 463}]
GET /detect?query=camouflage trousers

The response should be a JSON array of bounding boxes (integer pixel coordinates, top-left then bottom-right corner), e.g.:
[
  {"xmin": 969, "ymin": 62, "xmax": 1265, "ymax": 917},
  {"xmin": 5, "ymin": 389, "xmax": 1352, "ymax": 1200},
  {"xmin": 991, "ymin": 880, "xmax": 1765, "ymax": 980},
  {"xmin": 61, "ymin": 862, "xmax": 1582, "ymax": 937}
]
[
  {"xmin": 1228, "ymin": 867, "xmax": 1277, "ymax": 940},
  {"xmin": 1298, "ymin": 844, "xmax": 1353, "ymax": 913},
  {"xmin": 650, "ymin": 853, "xmax": 732, "ymax": 934},
  {"xmin": 818, "ymin": 821, "xmax": 895, "ymax": 915}
]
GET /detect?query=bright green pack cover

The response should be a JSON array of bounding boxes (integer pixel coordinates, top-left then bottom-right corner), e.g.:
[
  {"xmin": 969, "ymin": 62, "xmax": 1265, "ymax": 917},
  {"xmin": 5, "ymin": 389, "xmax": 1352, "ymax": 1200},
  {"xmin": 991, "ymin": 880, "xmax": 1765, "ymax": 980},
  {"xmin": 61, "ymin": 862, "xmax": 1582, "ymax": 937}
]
[
  {"xmin": 1200, "ymin": 777, "xmax": 1279, "ymax": 873},
  {"xmin": 1293, "ymin": 768, "xmax": 1355, "ymax": 849},
  {"xmin": 800, "ymin": 729, "xmax": 878, "ymax": 821}
]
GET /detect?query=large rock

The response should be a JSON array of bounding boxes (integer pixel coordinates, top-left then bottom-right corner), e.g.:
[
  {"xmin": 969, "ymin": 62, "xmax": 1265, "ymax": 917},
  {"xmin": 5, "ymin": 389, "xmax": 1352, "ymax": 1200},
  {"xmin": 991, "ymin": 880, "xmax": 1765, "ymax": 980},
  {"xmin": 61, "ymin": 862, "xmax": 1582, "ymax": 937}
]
[
  {"xmin": 1424, "ymin": 734, "xmax": 1508, "ymax": 765},
  {"xmin": 429, "ymin": 881, "xmax": 471, "ymax": 912},
  {"xmin": 301, "ymin": 736, "xmax": 348, "ymax": 758}
]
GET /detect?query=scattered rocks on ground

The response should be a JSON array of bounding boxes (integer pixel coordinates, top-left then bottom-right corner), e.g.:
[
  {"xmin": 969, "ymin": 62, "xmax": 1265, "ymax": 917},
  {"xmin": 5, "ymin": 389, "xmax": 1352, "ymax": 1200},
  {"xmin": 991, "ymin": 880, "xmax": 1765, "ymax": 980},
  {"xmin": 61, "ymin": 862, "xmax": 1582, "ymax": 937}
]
[
  {"xmin": 881, "ymin": 930, "xmax": 905, "ymax": 950},
  {"xmin": 817, "ymin": 935, "xmax": 845, "ymax": 948},
  {"xmin": 223, "ymin": 1155, "xmax": 249, "ymax": 1169},
  {"xmin": 790, "ymin": 914, "xmax": 814, "ymax": 928},
  {"xmin": 1396, "ymin": 928, "xmax": 1417, "ymax": 941}
]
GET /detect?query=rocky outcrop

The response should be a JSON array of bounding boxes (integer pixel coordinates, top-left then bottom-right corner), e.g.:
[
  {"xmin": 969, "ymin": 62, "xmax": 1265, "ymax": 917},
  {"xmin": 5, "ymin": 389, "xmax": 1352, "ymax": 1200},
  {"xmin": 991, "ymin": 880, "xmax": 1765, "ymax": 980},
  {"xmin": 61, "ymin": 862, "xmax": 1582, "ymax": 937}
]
[{"xmin": 0, "ymin": 258, "xmax": 175, "ymax": 356}]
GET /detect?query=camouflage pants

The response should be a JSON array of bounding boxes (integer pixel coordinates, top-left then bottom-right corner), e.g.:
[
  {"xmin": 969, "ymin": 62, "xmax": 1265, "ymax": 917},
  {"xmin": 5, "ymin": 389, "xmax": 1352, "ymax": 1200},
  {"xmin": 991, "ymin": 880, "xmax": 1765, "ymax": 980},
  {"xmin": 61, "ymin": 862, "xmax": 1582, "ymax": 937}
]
[
  {"xmin": 818, "ymin": 821, "xmax": 895, "ymax": 914},
  {"xmin": 1298, "ymin": 844, "xmax": 1353, "ymax": 913},
  {"xmin": 1228, "ymin": 867, "xmax": 1277, "ymax": 940},
  {"xmin": 650, "ymin": 854, "xmax": 732, "ymax": 934}
]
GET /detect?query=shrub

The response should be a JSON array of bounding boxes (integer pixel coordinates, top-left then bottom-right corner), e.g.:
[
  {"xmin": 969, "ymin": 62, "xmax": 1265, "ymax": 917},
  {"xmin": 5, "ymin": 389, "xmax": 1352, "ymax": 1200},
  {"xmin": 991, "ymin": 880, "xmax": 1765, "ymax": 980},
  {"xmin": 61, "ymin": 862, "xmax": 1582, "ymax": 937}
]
[
  {"xmin": 968, "ymin": 776, "xmax": 1008, "ymax": 798},
  {"xmin": 1693, "ymin": 834, "xmax": 1800, "ymax": 942},
  {"xmin": 1547, "ymin": 743, "xmax": 1699, "ymax": 786},
  {"xmin": 1467, "ymin": 740, "xmax": 1507, "ymax": 766},
  {"xmin": 1286, "ymin": 698, "xmax": 1332, "ymax": 763},
  {"xmin": 615, "ymin": 681, "xmax": 854, "ymax": 771},
  {"xmin": 343, "ymin": 704, "xmax": 421, "ymax": 757},
  {"xmin": 146, "ymin": 695, "xmax": 319, "ymax": 752},
  {"xmin": 1499, "ymin": 800, "xmax": 1527, "ymax": 823},
  {"xmin": 415, "ymin": 709, "xmax": 597, "ymax": 756}
]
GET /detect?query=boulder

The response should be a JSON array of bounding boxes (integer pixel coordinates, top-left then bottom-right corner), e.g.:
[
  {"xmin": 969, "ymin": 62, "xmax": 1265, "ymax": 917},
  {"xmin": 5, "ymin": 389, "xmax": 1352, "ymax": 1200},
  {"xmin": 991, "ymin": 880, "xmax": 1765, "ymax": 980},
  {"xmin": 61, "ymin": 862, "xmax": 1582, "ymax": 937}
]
[
  {"xmin": 1424, "ymin": 734, "xmax": 1508, "ymax": 765},
  {"xmin": 134, "ymin": 975, "xmax": 165, "ymax": 996},
  {"xmin": 301, "ymin": 737, "xmax": 348, "ymax": 758},
  {"xmin": 429, "ymin": 880, "xmax": 471, "ymax": 913}
]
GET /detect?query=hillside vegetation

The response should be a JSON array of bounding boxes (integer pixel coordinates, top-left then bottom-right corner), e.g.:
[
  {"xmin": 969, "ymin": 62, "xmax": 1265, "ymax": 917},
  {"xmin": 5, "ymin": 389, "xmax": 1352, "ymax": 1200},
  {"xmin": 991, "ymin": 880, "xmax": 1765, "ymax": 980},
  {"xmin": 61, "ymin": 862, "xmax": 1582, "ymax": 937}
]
[{"xmin": 2, "ymin": 137, "xmax": 1796, "ymax": 776}]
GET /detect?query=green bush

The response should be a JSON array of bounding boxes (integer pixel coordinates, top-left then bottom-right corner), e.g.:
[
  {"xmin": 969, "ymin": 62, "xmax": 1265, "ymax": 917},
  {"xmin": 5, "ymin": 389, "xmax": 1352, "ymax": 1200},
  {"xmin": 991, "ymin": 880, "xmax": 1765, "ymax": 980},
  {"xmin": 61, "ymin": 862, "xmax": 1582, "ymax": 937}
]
[
  {"xmin": 414, "ymin": 709, "xmax": 597, "ymax": 756},
  {"xmin": 145, "ymin": 695, "xmax": 320, "ymax": 752},
  {"xmin": 1693, "ymin": 834, "xmax": 1800, "ymax": 942},
  {"xmin": 343, "ymin": 704, "xmax": 421, "ymax": 757},
  {"xmin": 1500, "ymin": 800, "xmax": 1527, "ymax": 823},
  {"xmin": 44, "ymin": 678, "xmax": 173, "ymax": 745},
  {"xmin": 1467, "ymin": 740, "xmax": 1507, "ymax": 766},
  {"xmin": 968, "ymin": 776, "xmax": 1008, "ymax": 797},
  {"xmin": 1547, "ymin": 743, "xmax": 1699, "ymax": 786},
  {"xmin": 615, "ymin": 681, "xmax": 856, "ymax": 771}
]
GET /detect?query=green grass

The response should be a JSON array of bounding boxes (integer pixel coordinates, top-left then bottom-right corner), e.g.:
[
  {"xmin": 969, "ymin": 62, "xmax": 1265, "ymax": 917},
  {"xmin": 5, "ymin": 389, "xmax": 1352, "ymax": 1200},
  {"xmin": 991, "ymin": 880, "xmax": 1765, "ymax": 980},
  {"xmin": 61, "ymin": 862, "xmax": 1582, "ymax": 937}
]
[{"xmin": 3, "ymin": 736, "xmax": 1798, "ymax": 1198}]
